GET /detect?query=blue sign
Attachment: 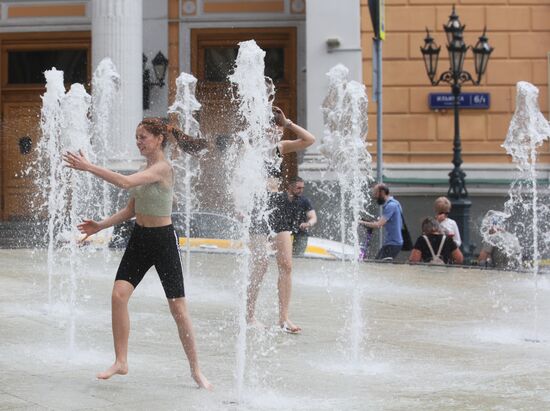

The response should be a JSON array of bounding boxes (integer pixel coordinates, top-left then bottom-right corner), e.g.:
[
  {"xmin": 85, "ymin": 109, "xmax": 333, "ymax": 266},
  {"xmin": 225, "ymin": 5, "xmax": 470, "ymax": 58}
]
[{"xmin": 429, "ymin": 92, "xmax": 490, "ymax": 110}]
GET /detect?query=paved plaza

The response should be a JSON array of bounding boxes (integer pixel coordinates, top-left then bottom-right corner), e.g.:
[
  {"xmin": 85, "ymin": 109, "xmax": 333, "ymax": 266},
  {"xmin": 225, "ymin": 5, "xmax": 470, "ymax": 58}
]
[{"xmin": 1, "ymin": 249, "xmax": 550, "ymax": 410}]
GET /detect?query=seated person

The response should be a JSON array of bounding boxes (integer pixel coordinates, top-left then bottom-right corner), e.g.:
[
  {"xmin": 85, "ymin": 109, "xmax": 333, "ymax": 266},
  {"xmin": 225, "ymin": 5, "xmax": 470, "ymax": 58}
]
[
  {"xmin": 434, "ymin": 196, "xmax": 461, "ymax": 248},
  {"xmin": 478, "ymin": 243, "xmax": 512, "ymax": 269},
  {"xmin": 409, "ymin": 217, "xmax": 464, "ymax": 265},
  {"xmin": 478, "ymin": 223, "xmax": 521, "ymax": 270}
]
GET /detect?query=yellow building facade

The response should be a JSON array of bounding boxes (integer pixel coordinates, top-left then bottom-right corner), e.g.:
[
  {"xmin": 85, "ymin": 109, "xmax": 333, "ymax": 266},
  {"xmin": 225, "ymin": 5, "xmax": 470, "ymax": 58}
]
[
  {"xmin": 360, "ymin": 0, "xmax": 550, "ymax": 164},
  {"xmin": 0, "ymin": 0, "xmax": 548, "ymax": 221}
]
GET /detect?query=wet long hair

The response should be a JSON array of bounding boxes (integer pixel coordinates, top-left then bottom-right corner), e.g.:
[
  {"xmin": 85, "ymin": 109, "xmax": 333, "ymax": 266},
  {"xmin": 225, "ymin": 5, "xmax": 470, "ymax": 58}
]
[{"xmin": 139, "ymin": 117, "xmax": 208, "ymax": 154}]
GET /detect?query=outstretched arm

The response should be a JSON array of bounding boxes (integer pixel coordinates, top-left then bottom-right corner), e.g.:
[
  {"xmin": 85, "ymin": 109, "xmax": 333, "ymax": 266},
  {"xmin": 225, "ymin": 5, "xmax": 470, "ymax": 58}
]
[
  {"xmin": 63, "ymin": 150, "xmax": 168, "ymax": 189},
  {"xmin": 273, "ymin": 107, "xmax": 316, "ymax": 155},
  {"xmin": 360, "ymin": 217, "xmax": 387, "ymax": 229},
  {"xmin": 78, "ymin": 198, "xmax": 135, "ymax": 241}
]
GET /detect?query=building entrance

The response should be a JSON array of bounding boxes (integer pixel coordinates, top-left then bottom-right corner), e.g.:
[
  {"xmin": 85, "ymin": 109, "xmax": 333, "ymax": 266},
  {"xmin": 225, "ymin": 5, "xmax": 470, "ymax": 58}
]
[
  {"xmin": 189, "ymin": 27, "xmax": 297, "ymax": 212},
  {"xmin": 0, "ymin": 32, "xmax": 90, "ymax": 220}
]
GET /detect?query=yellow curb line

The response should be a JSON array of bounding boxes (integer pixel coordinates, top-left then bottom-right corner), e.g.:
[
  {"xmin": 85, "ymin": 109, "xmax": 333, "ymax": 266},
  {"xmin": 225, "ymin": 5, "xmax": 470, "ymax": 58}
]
[{"xmin": 179, "ymin": 237, "xmax": 333, "ymax": 257}]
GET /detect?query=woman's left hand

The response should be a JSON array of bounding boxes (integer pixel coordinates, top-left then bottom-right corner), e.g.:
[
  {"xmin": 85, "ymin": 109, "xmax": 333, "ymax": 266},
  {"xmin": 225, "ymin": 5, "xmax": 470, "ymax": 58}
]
[
  {"xmin": 63, "ymin": 150, "xmax": 91, "ymax": 171},
  {"xmin": 77, "ymin": 219, "xmax": 102, "ymax": 242}
]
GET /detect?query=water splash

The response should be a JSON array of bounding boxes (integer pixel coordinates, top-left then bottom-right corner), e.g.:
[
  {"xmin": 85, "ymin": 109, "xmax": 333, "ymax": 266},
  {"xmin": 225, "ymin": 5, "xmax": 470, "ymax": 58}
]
[
  {"xmin": 228, "ymin": 39, "xmax": 275, "ymax": 401},
  {"xmin": 35, "ymin": 70, "xmax": 94, "ymax": 350},
  {"xmin": 482, "ymin": 81, "xmax": 550, "ymax": 341},
  {"xmin": 91, "ymin": 58, "xmax": 120, "ymax": 223},
  {"xmin": 36, "ymin": 68, "xmax": 67, "ymax": 307},
  {"xmin": 503, "ymin": 82, "xmax": 550, "ymax": 167},
  {"xmin": 321, "ymin": 65, "xmax": 372, "ymax": 254},
  {"xmin": 321, "ymin": 64, "xmax": 373, "ymax": 362},
  {"xmin": 61, "ymin": 83, "xmax": 94, "ymax": 349},
  {"xmin": 168, "ymin": 72, "xmax": 202, "ymax": 279},
  {"xmin": 479, "ymin": 210, "xmax": 522, "ymax": 268},
  {"xmin": 502, "ymin": 82, "xmax": 550, "ymax": 273},
  {"xmin": 483, "ymin": 82, "xmax": 550, "ymax": 270},
  {"xmin": 34, "ymin": 63, "xmax": 120, "ymax": 351},
  {"xmin": 169, "ymin": 72, "xmax": 201, "ymax": 138}
]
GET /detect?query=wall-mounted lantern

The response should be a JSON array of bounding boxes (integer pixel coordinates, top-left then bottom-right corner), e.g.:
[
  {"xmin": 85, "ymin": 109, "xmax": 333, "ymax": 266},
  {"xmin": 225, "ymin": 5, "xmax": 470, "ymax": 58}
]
[{"xmin": 143, "ymin": 51, "xmax": 169, "ymax": 110}]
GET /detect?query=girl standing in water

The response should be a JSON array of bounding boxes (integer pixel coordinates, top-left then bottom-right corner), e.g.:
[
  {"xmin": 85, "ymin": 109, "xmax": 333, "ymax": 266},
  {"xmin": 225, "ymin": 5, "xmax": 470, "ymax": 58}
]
[
  {"xmin": 247, "ymin": 107, "xmax": 315, "ymax": 334},
  {"xmin": 63, "ymin": 118, "xmax": 211, "ymax": 389}
]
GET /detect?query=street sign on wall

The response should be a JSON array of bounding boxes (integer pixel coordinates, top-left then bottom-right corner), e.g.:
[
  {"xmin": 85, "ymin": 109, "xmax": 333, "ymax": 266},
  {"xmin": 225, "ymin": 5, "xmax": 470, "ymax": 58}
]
[
  {"xmin": 429, "ymin": 92, "xmax": 490, "ymax": 109},
  {"xmin": 368, "ymin": 0, "xmax": 385, "ymax": 40}
]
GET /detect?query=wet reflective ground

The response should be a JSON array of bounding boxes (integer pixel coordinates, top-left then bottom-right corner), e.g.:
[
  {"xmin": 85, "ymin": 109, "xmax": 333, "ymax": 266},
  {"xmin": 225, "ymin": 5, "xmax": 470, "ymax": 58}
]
[{"xmin": 1, "ymin": 249, "xmax": 550, "ymax": 410}]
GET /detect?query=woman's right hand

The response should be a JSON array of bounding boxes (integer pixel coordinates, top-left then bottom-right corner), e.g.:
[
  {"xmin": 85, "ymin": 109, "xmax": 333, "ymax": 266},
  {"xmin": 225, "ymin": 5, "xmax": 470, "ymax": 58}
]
[
  {"xmin": 77, "ymin": 219, "xmax": 102, "ymax": 242},
  {"xmin": 272, "ymin": 106, "xmax": 288, "ymax": 127},
  {"xmin": 63, "ymin": 150, "xmax": 92, "ymax": 172}
]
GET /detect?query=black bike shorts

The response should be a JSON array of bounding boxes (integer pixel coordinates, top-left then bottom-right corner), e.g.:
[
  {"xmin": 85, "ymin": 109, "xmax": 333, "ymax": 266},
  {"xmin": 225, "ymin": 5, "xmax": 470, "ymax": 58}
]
[{"xmin": 115, "ymin": 223, "xmax": 185, "ymax": 298}]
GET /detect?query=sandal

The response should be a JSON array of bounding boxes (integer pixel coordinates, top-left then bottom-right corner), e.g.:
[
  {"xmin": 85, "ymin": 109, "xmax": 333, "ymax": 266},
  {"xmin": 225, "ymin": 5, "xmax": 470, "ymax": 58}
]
[{"xmin": 280, "ymin": 321, "xmax": 302, "ymax": 334}]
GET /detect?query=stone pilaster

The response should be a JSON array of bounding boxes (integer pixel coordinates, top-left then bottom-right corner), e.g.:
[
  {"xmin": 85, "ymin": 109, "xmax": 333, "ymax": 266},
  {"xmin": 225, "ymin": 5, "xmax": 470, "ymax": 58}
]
[{"xmin": 92, "ymin": 0, "xmax": 142, "ymax": 165}]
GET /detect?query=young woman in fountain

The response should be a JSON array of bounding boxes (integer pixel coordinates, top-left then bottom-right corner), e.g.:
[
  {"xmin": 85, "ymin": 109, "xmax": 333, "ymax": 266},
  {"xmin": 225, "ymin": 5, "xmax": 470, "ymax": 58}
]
[
  {"xmin": 62, "ymin": 118, "xmax": 211, "ymax": 389},
  {"xmin": 247, "ymin": 106, "xmax": 316, "ymax": 334}
]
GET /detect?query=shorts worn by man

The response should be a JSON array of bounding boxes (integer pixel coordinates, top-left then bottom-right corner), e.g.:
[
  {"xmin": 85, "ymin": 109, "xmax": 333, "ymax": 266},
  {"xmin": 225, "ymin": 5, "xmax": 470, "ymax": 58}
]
[{"xmin": 360, "ymin": 183, "xmax": 403, "ymax": 260}]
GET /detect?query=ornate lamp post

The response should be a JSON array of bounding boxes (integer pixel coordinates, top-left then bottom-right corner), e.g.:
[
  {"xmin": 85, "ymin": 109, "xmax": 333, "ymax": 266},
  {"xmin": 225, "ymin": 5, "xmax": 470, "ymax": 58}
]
[{"xmin": 420, "ymin": 6, "xmax": 493, "ymax": 257}]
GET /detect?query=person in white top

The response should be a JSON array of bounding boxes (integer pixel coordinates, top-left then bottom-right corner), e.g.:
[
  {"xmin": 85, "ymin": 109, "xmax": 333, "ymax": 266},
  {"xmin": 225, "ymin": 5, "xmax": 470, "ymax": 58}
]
[{"xmin": 434, "ymin": 196, "xmax": 462, "ymax": 248}]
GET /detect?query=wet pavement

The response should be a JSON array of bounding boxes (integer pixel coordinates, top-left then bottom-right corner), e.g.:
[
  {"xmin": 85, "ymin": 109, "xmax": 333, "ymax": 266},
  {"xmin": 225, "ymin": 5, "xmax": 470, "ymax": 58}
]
[{"xmin": 1, "ymin": 249, "xmax": 550, "ymax": 410}]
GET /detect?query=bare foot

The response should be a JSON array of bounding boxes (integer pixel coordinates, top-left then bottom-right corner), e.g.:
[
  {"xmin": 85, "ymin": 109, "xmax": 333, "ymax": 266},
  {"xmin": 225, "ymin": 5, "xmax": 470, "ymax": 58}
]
[
  {"xmin": 280, "ymin": 319, "xmax": 301, "ymax": 334},
  {"xmin": 246, "ymin": 318, "xmax": 266, "ymax": 330},
  {"xmin": 192, "ymin": 369, "xmax": 213, "ymax": 390},
  {"xmin": 96, "ymin": 362, "xmax": 128, "ymax": 380}
]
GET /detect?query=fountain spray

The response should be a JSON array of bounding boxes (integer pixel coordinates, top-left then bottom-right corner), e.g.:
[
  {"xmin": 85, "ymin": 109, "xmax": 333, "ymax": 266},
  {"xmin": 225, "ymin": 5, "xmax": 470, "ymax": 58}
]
[
  {"xmin": 34, "ymin": 61, "xmax": 120, "ymax": 351},
  {"xmin": 168, "ymin": 72, "xmax": 202, "ymax": 279},
  {"xmin": 228, "ymin": 39, "xmax": 275, "ymax": 401},
  {"xmin": 91, "ymin": 58, "xmax": 120, "ymax": 224},
  {"xmin": 497, "ymin": 81, "xmax": 550, "ymax": 341},
  {"xmin": 321, "ymin": 64, "xmax": 373, "ymax": 362}
]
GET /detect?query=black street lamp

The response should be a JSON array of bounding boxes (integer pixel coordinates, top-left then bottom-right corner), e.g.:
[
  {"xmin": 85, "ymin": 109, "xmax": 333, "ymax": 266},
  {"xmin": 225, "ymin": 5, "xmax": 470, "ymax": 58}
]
[
  {"xmin": 420, "ymin": 6, "xmax": 493, "ymax": 257},
  {"xmin": 143, "ymin": 51, "xmax": 169, "ymax": 110}
]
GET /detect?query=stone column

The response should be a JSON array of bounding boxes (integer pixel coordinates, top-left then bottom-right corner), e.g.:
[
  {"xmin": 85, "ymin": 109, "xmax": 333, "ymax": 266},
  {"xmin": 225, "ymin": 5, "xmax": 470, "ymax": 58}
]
[{"xmin": 92, "ymin": 0, "xmax": 142, "ymax": 165}]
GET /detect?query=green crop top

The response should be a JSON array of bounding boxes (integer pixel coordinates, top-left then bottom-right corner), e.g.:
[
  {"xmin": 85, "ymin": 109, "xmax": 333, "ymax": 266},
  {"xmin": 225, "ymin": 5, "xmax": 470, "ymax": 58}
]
[{"xmin": 129, "ymin": 180, "xmax": 173, "ymax": 217}]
